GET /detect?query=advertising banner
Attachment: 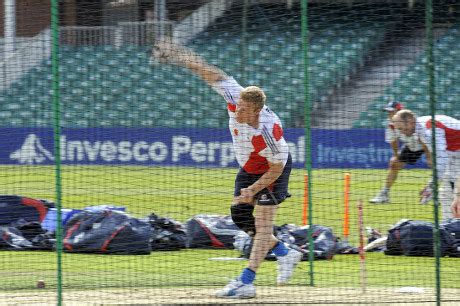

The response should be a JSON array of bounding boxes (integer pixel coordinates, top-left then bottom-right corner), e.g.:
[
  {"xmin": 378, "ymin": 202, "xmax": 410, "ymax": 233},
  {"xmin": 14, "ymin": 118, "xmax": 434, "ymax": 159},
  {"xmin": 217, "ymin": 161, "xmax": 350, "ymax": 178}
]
[{"xmin": 3, "ymin": 128, "xmax": 426, "ymax": 169}]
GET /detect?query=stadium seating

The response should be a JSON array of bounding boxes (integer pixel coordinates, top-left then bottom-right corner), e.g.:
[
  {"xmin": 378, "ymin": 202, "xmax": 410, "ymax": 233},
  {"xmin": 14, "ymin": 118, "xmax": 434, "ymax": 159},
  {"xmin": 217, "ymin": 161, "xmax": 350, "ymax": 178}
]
[
  {"xmin": 354, "ymin": 25, "xmax": 460, "ymax": 128},
  {"xmin": 0, "ymin": 6, "xmax": 391, "ymax": 128}
]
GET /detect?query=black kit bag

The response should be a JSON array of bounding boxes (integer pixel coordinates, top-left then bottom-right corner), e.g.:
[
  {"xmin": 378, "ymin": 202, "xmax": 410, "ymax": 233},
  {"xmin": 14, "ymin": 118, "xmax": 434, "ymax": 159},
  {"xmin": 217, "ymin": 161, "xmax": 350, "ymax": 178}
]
[
  {"xmin": 12, "ymin": 219, "xmax": 55, "ymax": 250},
  {"xmin": 186, "ymin": 215, "xmax": 243, "ymax": 249},
  {"xmin": 236, "ymin": 224, "xmax": 337, "ymax": 260},
  {"xmin": 0, "ymin": 195, "xmax": 54, "ymax": 225},
  {"xmin": 385, "ymin": 220, "xmax": 453, "ymax": 257},
  {"xmin": 0, "ymin": 220, "xmax": 54, "ymax": 251},
  {"xmin": 148, "ymin": 213, "xmax": 187, "ymax": 251},
  {"xmin": 11, "ymin": 219, "xmax": 47, "ymax": 241},
  {"xmin": 277, "ymin": 224, "xmax": 337, "ymax": 260},
  {"xmin": 441, "ymin": 219, "xmax": 460, "ymax": 257},
  {"xmin": 0, "ymin": 227, "xmax": 34, "ymax": 250},
  {"xmin": 63, "ymin": 210, "xmax": 152, "ymax": 255}
]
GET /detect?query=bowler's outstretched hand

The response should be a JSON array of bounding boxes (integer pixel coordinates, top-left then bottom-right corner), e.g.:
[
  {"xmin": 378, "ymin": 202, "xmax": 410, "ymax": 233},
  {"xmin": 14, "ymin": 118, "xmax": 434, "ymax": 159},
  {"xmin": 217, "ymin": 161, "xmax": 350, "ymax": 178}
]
[{"xmin": 150, "ymin": 41, "xmax": 198, "ymax": 65}]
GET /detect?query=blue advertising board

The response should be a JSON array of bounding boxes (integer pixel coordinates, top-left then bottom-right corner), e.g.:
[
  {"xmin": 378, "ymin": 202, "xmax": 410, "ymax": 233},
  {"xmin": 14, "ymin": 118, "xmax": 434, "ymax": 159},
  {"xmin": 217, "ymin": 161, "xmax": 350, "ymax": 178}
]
[{"xmin": 2, "ymin": 128, "xmax": 426, "ymax": 169}]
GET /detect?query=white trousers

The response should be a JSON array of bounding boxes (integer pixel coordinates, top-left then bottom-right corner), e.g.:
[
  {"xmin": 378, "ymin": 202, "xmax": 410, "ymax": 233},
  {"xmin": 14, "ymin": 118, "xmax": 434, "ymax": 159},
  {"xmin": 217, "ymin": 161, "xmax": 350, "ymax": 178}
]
[{"xmin": 440, "ymin": 153, "xmax": 460, "ymax": 220}]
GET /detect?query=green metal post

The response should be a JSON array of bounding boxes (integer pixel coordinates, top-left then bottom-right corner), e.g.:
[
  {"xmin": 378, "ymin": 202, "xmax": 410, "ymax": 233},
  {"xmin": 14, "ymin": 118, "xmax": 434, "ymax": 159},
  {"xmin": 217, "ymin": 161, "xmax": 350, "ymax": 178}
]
[
  {"xmin": 425, "ymin": 1, "xmax": 440, "ymax": 305},
  {"xmin": 51, "ymin": 0, "xmax": 63, "ymax": 304},
  {"xmin": 301, "ymin": 0, "xmax": 314, "ymax": 287}
]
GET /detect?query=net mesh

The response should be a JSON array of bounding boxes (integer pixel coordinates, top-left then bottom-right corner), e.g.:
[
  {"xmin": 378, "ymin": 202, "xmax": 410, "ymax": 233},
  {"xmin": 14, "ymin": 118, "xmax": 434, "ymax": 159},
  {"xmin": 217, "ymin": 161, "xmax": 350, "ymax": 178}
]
[{"xmin": 0, "ymin": 0, "xmax": 459, "ymax": 304}]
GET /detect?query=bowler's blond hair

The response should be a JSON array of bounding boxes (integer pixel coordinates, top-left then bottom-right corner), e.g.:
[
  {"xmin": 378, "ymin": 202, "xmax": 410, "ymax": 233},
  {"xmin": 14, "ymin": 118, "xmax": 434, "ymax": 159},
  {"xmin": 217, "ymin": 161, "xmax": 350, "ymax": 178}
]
[
  {"xmin": 240, "ymin": 86, "xmax": 266, "ymax": 110},
  {"xmin": 393, "ymin": 109, "xmax": 415, "ymax": 123}
]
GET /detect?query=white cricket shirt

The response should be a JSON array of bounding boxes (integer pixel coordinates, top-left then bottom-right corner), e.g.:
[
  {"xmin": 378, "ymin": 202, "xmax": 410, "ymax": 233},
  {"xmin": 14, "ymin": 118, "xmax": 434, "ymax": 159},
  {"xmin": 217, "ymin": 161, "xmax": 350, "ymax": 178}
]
[
  {"xmin": 416, "ymin": 115, "xmax": 460, "ymax": 175},
  {"xmin": 212, "ymin": 77, "xmax": 289, "ymax": 174}
]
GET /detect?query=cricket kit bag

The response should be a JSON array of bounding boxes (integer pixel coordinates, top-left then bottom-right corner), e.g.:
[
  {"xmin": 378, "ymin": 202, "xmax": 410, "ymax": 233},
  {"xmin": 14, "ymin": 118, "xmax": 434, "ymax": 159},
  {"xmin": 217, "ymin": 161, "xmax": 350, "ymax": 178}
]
[
  {"xmin": 0, "ymin": 195, "xmax": 54, "ymax": 225},
  {"xmin": 148, "ymin": 213, "xmax": 187, "ymax": 251},
  {"xmin": 0, "ymin": 220, "xmax": 54, "ymax": 251},
  {"xmin": 277, "ymin": 224, "xmax": 337, "ymax": 260},
  {"xmin": 235, "ymin": 224, "xmax": 337, "ymax": 260},
  {"xmin": 385, "ymin": 220, "xmax": 453, "ymax": 257},
  {"xmin": 441, "ymin": 218, "xmax": 460, "ymax": 257},
  {"xmin": 63, "ymin": 210, "xmax": 152, "ymax": 255},
  {"xmin": 0, "ymin": 227, "xmax": 34, "ymax": 250},
  {"xmin": 186, "ymin": 215, "xmax": 243, "ymax": 249}
]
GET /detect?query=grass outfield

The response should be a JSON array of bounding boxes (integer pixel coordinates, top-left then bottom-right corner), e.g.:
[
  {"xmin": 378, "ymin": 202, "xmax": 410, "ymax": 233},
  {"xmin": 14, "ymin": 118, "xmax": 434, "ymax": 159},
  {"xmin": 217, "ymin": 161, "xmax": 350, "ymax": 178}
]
[{"xmin": 0, "ymin": 165, "xmax": 458, "ymax": 292}]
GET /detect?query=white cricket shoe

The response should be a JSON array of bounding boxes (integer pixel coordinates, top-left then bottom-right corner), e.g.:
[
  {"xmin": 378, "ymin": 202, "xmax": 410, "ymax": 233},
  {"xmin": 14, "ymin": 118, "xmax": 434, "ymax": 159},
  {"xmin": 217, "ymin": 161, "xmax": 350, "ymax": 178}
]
[
  {"xmin": 215, "ymin": 279, "xmax": 256, "ymax": 299},
  {"xmin": 369, "ymin": 191, "xmax": 389, "ymax": 204},
  {"xmin": 276, "ymin": 248, "xmax": 303, "ymax": 285}
]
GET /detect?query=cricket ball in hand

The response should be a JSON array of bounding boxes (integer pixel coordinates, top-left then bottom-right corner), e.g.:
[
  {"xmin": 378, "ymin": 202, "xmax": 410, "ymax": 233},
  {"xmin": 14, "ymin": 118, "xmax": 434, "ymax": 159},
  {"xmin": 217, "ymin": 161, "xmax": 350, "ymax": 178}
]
[{"xmin": 37, "ymin": 280, "xmax": 45, "ymax": 289}]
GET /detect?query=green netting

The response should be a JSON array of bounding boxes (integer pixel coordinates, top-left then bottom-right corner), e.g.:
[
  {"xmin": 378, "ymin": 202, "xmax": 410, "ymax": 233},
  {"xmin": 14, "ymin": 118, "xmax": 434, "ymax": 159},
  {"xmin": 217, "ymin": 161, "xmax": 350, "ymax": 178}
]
[{"xmin": 0, "ymin": 1, "xmax": 459, "ymax": 305}]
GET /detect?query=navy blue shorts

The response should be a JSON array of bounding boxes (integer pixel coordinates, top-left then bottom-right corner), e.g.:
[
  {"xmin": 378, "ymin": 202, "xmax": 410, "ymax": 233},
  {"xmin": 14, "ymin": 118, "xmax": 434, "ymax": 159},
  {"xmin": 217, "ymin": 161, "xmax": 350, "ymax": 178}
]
[
  {"xmin": 234, "ymin": 153, "xmax": 292, "ymax": 205},
  {"xmin": 398, "ymin": 146, "xmax": 424, "ymax": 165}
]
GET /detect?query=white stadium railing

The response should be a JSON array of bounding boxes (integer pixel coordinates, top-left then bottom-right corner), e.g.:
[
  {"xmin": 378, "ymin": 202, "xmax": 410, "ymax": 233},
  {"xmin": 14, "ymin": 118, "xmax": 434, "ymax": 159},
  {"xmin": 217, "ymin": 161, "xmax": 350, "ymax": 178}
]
[{"xmin": 59, "ymin": 21, "xmax": 174, "ymax": 47}]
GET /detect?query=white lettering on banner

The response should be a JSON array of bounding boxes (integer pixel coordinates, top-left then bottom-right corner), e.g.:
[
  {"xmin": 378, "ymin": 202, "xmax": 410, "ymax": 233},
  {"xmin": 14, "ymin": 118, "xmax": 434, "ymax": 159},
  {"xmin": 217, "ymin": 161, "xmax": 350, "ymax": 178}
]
[
  {"xmin": 207, "ymin": 142, "xmax": 220, "ymax": 162},
  {"xmin": 220, "ymin": 142, "xmax": 235, "ymax": 167},
  {"xmin": 133, "ymin": 141, "xmax": 149, "ymax": 162},
  {"xmin": 10, "ymin": 133, "xmax": 285, "ymax": 165},
  {"xmin": 118, "ymin": 141, "xmax": 133, "ymax": 161},
  {"xmin": 316, "ymin": 144, "xmax": 392, "ymax": 165},
  {"xmin": 148, "ymin": 142, "xmax": 168, "ymax": 162},
  {"xmin": 298, "ymin": 136, "xmax": 305, "ymax": 163},
  {"xmin": 68, "ymin": 141, "xmax": 84, "ymax": 161},
  {"xmin": 84, "ymin": 141, "xmax": 101, "ymax": 161},
  {"xmin": 191, "ymin": 141, "xmax": 207, "ymax": 162},
  {"xmin": 286, "ymin": 136, "xmax": 305, "ymax": 164},
  {"xmin": 172, "ymin": 136, "xmax": 191, "ymax": 162},
  {"xmin": 60, "ymin": 136, "xmax": 66, "ymax": 161},
  {"xmin": 10, "ymin": 133, "xmax": 238, "ymax": 165},
  {"xmin": 100, "ymin": 141, "xmax": 117, "ymax": 161},
  {"xmin": 10, "ymin": 132, "xmax": 401, "ymax": 167},
  {"xmin": 287, "ymin": 142, "xmax": 297, "ymax": 162},
  {"xmin": 171, "ymin": 136, "xmax": 235, "ymax": 166}
]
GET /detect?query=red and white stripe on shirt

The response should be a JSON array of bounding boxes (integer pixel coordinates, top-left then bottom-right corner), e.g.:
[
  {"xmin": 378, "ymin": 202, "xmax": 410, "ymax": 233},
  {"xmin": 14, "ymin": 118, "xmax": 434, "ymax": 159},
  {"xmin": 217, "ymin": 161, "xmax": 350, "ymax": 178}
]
[
  {"xmin": 424, "ymin": 116, "xmax": 460, "ymax": 151},
  {"xmin": 212, "ymin": 77, "xmax": 289, "ymax": 174},
  {"xmin": 416, "ymin": 115, "xmax": 460, "ymax": 175}
]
